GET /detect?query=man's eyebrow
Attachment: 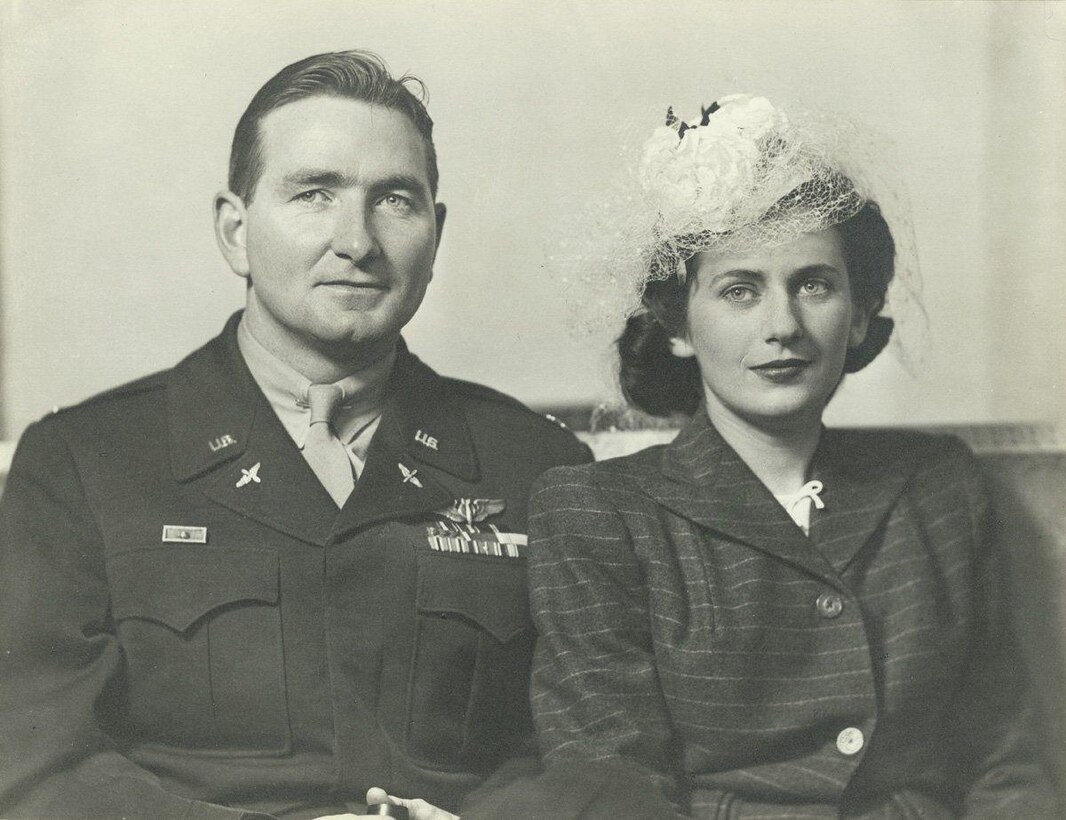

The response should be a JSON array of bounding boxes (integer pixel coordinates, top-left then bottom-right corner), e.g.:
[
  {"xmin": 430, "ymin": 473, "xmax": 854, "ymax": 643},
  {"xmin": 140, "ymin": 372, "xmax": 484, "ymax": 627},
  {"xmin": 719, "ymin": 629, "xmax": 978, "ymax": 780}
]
[
  {"xmin": 280, "ymin": 170, "xmax": 429, "ymax": 198},
  {"xmin": 281, "ymin": 169, "xmax": 357, "ymax": 189},
  {"xmin": 367, "ymin": 174, "xmax": 431, "ymax": 197}
]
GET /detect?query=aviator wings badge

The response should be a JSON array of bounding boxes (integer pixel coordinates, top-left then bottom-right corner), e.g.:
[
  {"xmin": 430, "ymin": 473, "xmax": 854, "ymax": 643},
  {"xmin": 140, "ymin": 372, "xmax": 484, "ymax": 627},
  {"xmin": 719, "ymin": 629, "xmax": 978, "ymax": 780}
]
[{"xmin": 438, "ymin": 498, "xmax": 506, "ymax": 526}]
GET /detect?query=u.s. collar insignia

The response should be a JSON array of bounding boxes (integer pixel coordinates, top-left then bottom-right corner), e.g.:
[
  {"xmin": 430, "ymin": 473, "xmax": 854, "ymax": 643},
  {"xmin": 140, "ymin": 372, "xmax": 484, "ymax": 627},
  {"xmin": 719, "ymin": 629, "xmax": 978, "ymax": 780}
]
[{"xmin": 438, "ymin": 498, "xmax": 505, "ymax": 525}]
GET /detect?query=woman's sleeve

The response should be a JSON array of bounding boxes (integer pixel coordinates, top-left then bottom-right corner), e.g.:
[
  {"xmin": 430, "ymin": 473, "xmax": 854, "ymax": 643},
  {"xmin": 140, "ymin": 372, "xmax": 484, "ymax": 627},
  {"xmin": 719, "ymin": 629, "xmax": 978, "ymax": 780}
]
[
  {"xmin": 526, "ymin": 465, "xmax": 685, "ymax": 809},
  {"xmin": 0, "ymin": 421, "xmax": 260, "ymax": 820},
  {"xmin": 945, "ymin": 441, "xmax": 1061, "ymax": 817}
]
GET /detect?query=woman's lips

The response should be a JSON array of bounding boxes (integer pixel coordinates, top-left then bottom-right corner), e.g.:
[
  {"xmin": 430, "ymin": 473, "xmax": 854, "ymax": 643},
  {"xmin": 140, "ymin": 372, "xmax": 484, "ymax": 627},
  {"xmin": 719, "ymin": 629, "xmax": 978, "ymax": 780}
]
[{"xmin": 750, "ymin": 359, "xmax": 811, "ymax": 382}]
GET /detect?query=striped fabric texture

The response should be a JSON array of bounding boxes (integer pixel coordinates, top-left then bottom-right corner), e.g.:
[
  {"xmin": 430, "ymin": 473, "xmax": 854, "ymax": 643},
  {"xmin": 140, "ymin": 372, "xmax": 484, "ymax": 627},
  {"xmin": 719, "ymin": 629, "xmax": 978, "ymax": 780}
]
[{"xmin": 528, "ymin": 413, "xmax": 1058, "ymax": 818}]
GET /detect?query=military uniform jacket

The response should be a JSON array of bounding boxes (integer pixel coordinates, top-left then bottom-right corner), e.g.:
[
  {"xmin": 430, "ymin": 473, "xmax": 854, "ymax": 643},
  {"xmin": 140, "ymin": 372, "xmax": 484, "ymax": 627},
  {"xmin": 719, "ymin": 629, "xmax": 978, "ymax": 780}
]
[
  {"xmin": 0, "ymin": 314, "xmax": 591, "ymax": 819},
  {"xmin": 527, "ymin": 413, "xmax": 1058, "ymax": 818}
]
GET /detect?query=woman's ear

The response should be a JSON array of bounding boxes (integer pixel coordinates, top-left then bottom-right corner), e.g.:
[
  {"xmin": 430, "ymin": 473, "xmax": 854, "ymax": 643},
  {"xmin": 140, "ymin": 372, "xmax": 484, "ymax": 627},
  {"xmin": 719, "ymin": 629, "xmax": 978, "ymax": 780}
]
[
  {"xmin": 669, "ymin": 336, "xmax": 696, "ymax": 358},
  {"xmin": 847, "ymin": 298, "xmax": 879, "ymax": 350},
  {"xmin": 214, "ymin": 190, "xmax": 250, "ymax": 278}
]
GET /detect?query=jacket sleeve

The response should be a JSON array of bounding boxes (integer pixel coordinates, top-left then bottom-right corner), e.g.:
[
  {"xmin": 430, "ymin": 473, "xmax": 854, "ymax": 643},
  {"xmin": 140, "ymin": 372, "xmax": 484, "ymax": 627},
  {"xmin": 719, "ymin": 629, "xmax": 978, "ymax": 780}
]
[
  {"xmin": 0, "ymin": 420, "xmax": 263, "ymax": 820},
  {"xmin": 525, "ymin": 466, "xmax": 686, "ymax": 810},
  {"xmin": 945, "ymin": 440, "xmax": 1061, "ymax": 817}
]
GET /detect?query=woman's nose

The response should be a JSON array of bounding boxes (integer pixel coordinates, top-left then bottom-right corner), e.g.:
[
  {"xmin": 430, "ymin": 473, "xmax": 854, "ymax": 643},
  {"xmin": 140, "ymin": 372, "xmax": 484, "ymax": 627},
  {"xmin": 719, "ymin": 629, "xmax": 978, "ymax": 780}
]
[
  {"xmin": 330, "ymin": 201, "xmax": 380, "ymax": 264},
  {"xmin": 762, "ymin": 292, "xmax": 803, "ymax": 343}
]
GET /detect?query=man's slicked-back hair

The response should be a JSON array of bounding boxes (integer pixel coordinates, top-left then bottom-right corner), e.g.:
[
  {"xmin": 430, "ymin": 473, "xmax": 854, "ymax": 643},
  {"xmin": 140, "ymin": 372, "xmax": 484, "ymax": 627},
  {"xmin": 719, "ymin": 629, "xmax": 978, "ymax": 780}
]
[{"xmin": 228, "ymin": 50, "xmax": 438, "ymax": 203}]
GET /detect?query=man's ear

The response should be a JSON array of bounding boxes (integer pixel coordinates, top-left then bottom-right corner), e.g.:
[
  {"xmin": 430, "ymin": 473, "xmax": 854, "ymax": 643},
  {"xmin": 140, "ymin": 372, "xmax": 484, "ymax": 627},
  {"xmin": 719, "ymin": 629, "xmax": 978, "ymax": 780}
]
[
  {"xmin": 433, "ymin": 202, "xmax": 447, "ymax": 253},
  {"xmin": 669, "ymin": 335, "xmax": 696, "ymax": 358},
  {"xmin": 214, "ymin": 191, "xmax": 250, "ymax": 278}
]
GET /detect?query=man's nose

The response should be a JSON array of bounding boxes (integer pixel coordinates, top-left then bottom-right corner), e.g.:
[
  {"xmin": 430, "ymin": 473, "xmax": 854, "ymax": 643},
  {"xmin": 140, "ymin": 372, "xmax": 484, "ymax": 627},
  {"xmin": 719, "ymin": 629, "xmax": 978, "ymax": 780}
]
[
  {"xmin": 330, "ymin": 201, "xmax": 380, "ymax": 264},
  {"xmin": 762, "ymin": 291, "xmax": 803, "ymax": 343}
]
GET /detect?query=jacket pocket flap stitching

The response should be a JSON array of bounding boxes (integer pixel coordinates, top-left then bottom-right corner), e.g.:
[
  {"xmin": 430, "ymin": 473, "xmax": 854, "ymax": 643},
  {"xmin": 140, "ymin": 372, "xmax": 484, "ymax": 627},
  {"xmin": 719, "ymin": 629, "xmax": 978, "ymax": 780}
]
[
  {"xmin": 109, "ymin": 546, "xmax": 278, "ymax": 633},
  {"xmin": 416, "ymin": 555, "xmax": 530, "ymax": 644}
]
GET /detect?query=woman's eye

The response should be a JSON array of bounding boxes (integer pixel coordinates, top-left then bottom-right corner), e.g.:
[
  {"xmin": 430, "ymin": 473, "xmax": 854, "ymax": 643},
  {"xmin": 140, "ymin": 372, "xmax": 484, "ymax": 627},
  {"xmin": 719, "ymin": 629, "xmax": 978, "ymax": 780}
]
[
  {"xmin": 800, "ymin": 279, "xmax": 830, "ymax": 296},
  {"xmin": 723, "ymin": 285, "xmax": 756, "ymax": 302}
]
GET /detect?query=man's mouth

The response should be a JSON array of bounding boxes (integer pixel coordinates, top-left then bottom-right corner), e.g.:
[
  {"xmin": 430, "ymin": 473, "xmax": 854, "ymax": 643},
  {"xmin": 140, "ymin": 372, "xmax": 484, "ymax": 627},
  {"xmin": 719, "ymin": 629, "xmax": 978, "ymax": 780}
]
[{"xmin": 318, "ymin": 279, "xmax": 388, "ymax": 291}]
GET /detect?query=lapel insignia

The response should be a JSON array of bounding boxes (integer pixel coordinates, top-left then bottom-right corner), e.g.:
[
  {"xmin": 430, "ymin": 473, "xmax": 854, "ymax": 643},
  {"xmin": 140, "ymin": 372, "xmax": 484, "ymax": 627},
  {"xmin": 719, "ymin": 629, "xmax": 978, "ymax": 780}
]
[
  {"xmin": 236, "ymin": 462, "xmax": 262, "ymax": 488},
  {"xmin": 414, "ymin": 429, "xmax": 439, "ymax": 451},
  {"xmin": 438, "ymin": 498, "xmax": 506, "ymax": 525},
  {"xmin": 209, "ymin": 434, "xmax": 237, "ymax": 452},
  {"xmin": 426, "ymin": 520, "xmax": 526, "ymax": 558},
  {"xmin": 398, "ymin": 462, "xmax": 424, "ymax": 488},
  {"xmin": 162, "ymin": 525, "xmax": 208, "ymax": 544}
]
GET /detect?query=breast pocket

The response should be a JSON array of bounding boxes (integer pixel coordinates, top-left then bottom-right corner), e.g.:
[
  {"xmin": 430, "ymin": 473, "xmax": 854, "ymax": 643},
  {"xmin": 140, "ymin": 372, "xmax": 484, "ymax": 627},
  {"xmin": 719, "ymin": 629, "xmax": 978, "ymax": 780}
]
[
  {"xmin": 407, "ymin": 552, "xmax": 535, "ymax": 770},
  {"xmin": 108, "ymin": 546, "xmax": 290, "ymax": 755}
]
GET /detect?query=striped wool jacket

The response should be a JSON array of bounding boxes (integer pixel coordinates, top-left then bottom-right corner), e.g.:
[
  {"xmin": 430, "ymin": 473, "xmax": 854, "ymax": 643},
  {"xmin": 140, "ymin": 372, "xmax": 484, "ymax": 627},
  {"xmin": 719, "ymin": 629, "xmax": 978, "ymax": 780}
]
[{"xmin": 526, "ymin": 413, "xmax": 1058, "ymax": 818}]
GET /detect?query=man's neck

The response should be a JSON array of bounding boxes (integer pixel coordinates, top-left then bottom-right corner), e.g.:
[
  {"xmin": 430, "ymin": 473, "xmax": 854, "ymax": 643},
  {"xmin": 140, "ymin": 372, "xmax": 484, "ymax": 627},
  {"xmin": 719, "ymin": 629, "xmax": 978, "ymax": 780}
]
[
  {"xmin": 241, "ymin": 314, "xmax": 397, "ymax": 388},
  {"xmin": 704, "ymin": 399, "xmax": 823, "ymax": 497}
]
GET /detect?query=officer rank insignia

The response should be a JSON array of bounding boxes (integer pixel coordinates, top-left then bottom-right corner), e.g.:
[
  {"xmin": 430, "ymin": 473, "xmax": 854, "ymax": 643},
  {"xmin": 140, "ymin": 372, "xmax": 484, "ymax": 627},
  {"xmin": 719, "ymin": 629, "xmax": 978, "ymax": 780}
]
[{"xmin": 425, "ymin": 520, "xmax": 527, "ymax": 558}]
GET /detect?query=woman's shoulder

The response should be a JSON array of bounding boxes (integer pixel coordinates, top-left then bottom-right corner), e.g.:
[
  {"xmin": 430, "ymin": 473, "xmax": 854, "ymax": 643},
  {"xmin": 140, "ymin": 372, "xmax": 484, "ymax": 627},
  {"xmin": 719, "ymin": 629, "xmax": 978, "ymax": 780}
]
[{"xmin": 535, "ymin": 443, "xmax": 669, "ymax": 491}]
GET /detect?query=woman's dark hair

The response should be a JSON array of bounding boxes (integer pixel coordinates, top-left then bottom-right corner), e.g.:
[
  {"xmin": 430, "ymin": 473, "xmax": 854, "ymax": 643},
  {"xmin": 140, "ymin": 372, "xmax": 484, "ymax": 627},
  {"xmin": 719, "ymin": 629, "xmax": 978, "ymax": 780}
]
[{"xmin": 617, "ymin": 200, "xmax": 896, "ymax": 416}]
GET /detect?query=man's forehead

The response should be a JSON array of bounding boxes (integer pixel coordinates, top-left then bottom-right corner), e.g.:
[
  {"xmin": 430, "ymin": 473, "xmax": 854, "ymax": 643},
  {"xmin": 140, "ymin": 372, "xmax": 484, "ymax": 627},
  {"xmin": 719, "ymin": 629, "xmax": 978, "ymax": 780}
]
[{"xmin": 256, "ymin": 95, "xmax": 430, "ymax": 186}]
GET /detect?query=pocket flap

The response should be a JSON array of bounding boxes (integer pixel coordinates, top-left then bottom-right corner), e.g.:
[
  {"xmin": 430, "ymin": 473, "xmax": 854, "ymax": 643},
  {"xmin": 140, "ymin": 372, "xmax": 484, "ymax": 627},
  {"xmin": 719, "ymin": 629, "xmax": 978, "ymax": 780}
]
[
  {"xmin": 416, "ymin": 554, "xmax": 530, "ymax": 643},
  {"xmin": 109, "ymin": 546, "xmax": 278, "ymax": 633}
]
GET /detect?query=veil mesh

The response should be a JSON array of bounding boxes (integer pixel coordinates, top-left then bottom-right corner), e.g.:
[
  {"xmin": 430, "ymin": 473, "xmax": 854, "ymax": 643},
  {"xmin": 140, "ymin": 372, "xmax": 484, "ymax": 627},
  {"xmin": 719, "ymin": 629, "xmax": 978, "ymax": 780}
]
[{"xmin": 552, "ymin": 95, "xmax": 926, "ymax": 373}]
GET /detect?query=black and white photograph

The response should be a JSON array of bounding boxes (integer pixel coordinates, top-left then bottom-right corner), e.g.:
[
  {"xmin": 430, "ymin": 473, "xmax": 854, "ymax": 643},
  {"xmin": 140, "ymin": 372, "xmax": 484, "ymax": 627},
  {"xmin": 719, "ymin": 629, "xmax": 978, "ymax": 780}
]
[{"xmin": 1, "ymin": 2, "xmax": 1063, "ymax": 817}]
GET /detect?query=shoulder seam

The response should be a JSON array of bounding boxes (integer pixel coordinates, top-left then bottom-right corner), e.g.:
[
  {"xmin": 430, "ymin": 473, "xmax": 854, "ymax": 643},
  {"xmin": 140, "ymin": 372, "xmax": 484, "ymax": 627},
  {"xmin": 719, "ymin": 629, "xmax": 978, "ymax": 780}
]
[{"xmin": 48, "ymin": 371, "xmax": 167, "ymax": 418}]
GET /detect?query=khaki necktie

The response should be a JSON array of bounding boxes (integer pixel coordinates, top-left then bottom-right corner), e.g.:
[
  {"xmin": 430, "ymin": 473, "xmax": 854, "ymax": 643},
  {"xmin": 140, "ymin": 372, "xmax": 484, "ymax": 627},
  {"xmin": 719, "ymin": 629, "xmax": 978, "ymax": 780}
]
[{"xmin": 303, "ymin": 384, "xmax": 355, "ymax": 508}]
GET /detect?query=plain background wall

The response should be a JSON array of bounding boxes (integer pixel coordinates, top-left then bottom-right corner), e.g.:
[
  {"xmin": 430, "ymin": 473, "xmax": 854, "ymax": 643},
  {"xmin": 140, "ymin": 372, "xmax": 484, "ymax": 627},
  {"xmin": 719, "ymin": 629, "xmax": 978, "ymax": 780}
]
[{"xmin": 1, "ymin": 0, "xmax": 1063, "ymax": 440}]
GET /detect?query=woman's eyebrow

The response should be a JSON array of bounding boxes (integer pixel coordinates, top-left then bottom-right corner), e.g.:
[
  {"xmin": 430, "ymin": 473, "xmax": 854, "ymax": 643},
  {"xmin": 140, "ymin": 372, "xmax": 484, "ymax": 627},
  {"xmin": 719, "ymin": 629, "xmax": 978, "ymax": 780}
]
[
  {"xmin": 793, "ymin": 263, "xmax": 844, "ymax": 277},
  {"xmin": 707, "ymin": 267, "xmax": 765, "ymax": 284}
]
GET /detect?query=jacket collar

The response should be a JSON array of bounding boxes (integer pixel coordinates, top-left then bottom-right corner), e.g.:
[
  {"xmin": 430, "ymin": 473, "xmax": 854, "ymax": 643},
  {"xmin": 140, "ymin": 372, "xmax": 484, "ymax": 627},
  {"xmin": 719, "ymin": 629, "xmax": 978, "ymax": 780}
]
[
  {"xmin": 329, "ymin": 346, "xmax": 481, "ymax": 538},
  {"xmin": 167, "ymin": 312, "xmax": 480, "ymax": 546},
  {"xmin": 642, "ymin": 412, "xmax": 920, "ymax": 584},
  {"xmin": 806, "ymin": 426, "xmax": 922, "ymax": 574}
]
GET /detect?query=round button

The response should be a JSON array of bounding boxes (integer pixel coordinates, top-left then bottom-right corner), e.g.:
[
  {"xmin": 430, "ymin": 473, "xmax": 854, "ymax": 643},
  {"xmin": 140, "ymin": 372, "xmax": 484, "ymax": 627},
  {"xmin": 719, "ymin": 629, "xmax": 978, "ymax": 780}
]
[
  {"xmin": 836, "ymin": 727, "xmax": 864, "ymax": 755},
  {"xmin": 816, "ymin": 592, "xmax": 844, "ymax": 619}
]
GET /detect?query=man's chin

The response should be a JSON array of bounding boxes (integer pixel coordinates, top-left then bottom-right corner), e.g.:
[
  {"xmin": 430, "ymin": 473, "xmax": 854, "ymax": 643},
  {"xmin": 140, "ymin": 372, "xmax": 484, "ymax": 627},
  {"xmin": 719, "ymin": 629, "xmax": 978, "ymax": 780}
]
[{"xmin": 307, "ymin": 322, "xmax": 402, "ymax": 359}]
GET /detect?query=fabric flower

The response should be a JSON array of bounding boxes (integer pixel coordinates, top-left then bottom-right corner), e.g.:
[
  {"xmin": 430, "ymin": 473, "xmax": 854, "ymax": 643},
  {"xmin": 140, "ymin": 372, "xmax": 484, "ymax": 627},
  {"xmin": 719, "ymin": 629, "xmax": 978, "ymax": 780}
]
[{"xmin": 639, "ymin": 94, "xmax": 788, "ymax": 230}]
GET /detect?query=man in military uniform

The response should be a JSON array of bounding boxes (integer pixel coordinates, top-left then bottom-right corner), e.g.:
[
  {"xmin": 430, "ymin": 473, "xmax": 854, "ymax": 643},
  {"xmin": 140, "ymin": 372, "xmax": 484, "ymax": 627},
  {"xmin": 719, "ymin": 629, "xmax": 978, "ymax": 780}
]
[{"xmin": 0, "ymin": 51, "xmax": 590, "ymax": 819}]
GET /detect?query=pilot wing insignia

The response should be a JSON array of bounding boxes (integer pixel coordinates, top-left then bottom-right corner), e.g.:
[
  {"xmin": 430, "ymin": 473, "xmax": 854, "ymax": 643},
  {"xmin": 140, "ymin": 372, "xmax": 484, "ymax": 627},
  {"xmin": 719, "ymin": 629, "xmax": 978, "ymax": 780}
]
[{"xmin": 438, "ymin": 498, "xmax": 506, "ymax": 525}]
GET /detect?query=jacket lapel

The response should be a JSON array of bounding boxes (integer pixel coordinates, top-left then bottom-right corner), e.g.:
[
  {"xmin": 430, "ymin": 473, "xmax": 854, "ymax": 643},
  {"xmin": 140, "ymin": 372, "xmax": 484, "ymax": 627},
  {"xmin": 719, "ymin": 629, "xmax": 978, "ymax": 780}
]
[
  {"xmin": 808, "ymin": 429, "xmax": 922, "ymax": 574},
  {"xmin": 167, "ymin": 313, "xmax": 339, "ymax": 546},
  {"xmin": 330, "ymin": 348, "xmax": 480, "ymax": 540},
  {"xmin": 637, "ymin": 413, "xmax": 838, "ymax": 584}
]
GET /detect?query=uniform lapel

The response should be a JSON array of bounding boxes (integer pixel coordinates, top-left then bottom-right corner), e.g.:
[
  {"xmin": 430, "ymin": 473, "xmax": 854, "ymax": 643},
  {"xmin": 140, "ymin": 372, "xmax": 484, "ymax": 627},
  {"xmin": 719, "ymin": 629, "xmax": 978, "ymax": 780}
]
[
  {"xmin": 808, "ymin": 429, "xmax": 922, "ymax": 574},
  {"xmin": 330, "ymin": 346, "xmax": 479, "ymax": 540},
  {"xmin": 167, "ymin": 313, "xmax": 339, "ymax": 546},
  {"xmin": 636, "ymin": 413, "xmax": 839, "ymax": 584}
]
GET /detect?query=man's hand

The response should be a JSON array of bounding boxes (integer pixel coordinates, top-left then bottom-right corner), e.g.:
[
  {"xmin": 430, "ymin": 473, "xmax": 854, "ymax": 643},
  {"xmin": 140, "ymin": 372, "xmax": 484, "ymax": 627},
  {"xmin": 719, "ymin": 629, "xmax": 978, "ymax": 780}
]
[{"xmin": 360, "ymin": 786, "xmax": 460, "ymax": 820}]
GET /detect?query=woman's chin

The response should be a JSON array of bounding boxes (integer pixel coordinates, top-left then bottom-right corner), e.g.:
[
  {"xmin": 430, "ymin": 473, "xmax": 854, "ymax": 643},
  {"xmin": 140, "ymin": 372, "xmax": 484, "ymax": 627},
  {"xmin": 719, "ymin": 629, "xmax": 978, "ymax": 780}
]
[{"xmin": 715, "ymin": 391, "xmax": 831, "ymax": 435}]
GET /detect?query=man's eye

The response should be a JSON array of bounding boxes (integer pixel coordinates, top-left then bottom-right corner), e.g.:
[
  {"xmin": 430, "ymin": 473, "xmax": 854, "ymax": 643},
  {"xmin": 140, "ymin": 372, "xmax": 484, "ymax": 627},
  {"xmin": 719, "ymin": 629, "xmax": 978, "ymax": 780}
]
[
  {"xmin": 379, "ymin": 193, "xmax": 414, "ymax": 213},
  {"xmin": 293, "ymin": 190, "xmax": 329, "ymax": 204}
]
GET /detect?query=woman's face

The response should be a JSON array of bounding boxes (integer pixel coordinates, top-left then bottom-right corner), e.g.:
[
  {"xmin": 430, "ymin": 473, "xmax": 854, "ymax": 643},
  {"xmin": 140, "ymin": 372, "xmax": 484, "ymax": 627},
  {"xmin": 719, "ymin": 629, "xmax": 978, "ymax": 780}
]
[{"xmin": 672, "ymin": 228, "xmax": 871, "ymax": 434}]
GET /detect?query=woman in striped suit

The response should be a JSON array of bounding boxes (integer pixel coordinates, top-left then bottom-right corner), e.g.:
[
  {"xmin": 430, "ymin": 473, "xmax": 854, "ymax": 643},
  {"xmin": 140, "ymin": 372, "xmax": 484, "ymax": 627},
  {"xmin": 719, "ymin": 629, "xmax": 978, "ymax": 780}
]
[{"xmin": 523, "ymin": 97, "xmax": 1059, "ymax": 817}]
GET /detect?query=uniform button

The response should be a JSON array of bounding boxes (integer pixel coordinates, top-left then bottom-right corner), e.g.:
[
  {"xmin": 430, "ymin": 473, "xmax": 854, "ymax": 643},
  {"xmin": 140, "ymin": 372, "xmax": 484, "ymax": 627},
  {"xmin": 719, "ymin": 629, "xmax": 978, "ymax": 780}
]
[
  {"xmin": 816, "ymin": 592, "xmax": 844, "ymax": 619},
  {"xmin": 836, "ymin": 727, "xmax": 864, "ymax": 755}
]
